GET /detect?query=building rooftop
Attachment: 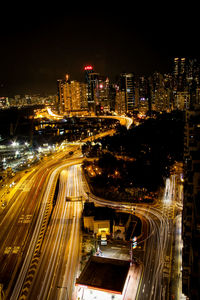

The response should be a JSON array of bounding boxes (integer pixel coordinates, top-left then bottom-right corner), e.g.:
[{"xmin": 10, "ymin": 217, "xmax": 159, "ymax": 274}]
[
  {"xmin": 94, "ymin": 206, "xmax": 113, "ymax": 221},
  {"xmin": 114, "ymin": 212, "xmax": 130, "ymax": 226},
  {"xmin": 83, "ymin": 202, "xmax": 113, "ymax": 220},
  {"xmin": 76, "ymin": 256, "xmax": 130, "ymax": 294}
]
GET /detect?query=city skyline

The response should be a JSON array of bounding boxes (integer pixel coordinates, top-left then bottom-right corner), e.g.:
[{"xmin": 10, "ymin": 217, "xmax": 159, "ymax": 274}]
[
  {"xmin": 1, "ymin": 6, "xmax": 200, "ymax": 95},
  {"xmin": 0, "ymin": 6, "xmax": 199, "ymax": 299}
]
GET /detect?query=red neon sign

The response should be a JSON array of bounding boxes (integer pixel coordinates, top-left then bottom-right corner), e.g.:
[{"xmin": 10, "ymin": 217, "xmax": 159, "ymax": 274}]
[{"xmin": 84, "ymin": 65, "xmax": 93, "ymax": 71}]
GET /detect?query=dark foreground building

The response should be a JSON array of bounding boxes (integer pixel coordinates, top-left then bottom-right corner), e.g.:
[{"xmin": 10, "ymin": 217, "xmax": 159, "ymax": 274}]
[
  {"xmin": 75, "ymin": 256, "xmax": 130, "ymax": 299},
  {"xmin": 182, "ymin": 107, "xmax": 200, "ymax": 299}
]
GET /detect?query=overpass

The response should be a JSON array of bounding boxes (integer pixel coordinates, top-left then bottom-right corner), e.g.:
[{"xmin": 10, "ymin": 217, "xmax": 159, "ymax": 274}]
[{"xmin": 37, "ymin": 107, "xmax": 133, "ymax": 130}]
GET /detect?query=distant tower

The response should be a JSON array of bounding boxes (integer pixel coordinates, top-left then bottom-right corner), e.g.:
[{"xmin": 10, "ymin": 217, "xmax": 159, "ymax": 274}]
[
  {"xmin": 84, "ymin": 65, "xmax": 99, "ymax": 113},
  {"xmin": 174, "ymin": 57, "xmax": 179, "ymax": 77},
  {"xmin": 57, "ymin": 79, "xmax": 66, "ymax": 113},
  {"xmin": 173, "ymin": 57, "xmax": 186, "ymax": 91},
  {"xmin": 84, "ymin": 65, "xmax": 93, "ymax": 84},
  {"xmin": 120, "ymin": 73, "xmax": 135, "ymax": 112}
]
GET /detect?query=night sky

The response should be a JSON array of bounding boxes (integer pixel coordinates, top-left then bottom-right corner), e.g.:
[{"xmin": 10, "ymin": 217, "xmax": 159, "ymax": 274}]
[{"xmin": 0, "ymin": 5, "xmax": 199, "ymax": 96}]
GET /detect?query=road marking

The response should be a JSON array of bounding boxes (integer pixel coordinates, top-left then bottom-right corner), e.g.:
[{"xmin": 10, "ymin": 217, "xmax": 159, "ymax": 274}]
[
  {"xmin": 18, "ymin": 214, "xmax": 32, "ymax": 224},
  {"xmin": 3, "ymin": 246, "xmax": 20, "ymax": 255}
]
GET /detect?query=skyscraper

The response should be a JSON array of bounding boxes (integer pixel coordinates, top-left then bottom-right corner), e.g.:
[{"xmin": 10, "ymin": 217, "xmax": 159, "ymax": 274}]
[
  {"xmin": 173, "ymin": 57, "xmax": 187, "ymax": 91},
  {"xmin": 84, "ymin": 66, "xmax": 95, "ymax": 110},
  {"xmin": 84, "ymin": 65, "xmax": 92, "ymax": 84},
  {"xmin": 119, "ymin": 73, "xmax": 135, "ymax": 112},
  {"xmin": 57, "ymin": 79, "xmax": 66, "ymax": 113},
  {"xmin": 84, "ymin": 66, "xmax": 99, "ymax": 113},
  {"xmin": 173, "ymin": 57, "xmax": 200, "ymax": 93}
]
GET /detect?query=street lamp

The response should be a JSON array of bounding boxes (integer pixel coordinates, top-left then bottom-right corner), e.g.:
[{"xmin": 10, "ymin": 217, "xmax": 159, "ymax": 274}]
[{"xmin": 11, "ymin": 141, "xmax": 19, "ymax": 147}]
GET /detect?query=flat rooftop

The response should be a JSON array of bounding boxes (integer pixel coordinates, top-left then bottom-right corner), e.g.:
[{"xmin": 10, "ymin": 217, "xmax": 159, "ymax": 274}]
[{"xmin": 76, "ymin": 256, "xmax": 130, "ymax": 294}]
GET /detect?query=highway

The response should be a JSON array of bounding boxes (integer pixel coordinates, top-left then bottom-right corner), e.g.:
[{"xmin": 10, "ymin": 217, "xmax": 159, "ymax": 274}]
[
  {"xmin": 0, "ymin": 117, "xmax": 183, "ymax": 300},
  {"xmin": 44, "ymin": 107, "xmax": 133, "ymax": 130},
  {"xmin": 0, "ymin": 164, "xmax": 53, "ymax": 297},
  {"xmin": 0, "ymin": 143, "xmax": 80, "ymax": 299},
  {"xmin": 1, "ymin": 127, "xmax": 114, "ymax": 298},
  {"xmin": 8, "ymin": 157, "xmax": 83, "ymax": 300},
  {"xmin": 4, "ymin": 157, "xmax": 181, "ymax": 300},
  {"xmin": 25, "ymin": 164, "xmax": 82, "ymax": 300}
]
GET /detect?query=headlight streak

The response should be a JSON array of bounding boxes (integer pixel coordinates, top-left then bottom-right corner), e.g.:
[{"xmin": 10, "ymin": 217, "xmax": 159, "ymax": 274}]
[{"xmin": 80, "ymin": 170, "xmax": 171, "ymax": 300}]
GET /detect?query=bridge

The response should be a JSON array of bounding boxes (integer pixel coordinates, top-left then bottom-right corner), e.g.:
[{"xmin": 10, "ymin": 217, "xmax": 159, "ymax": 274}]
[{"xmin": 66, "ymin": 196, "xmax": 83, "ymax": 202}]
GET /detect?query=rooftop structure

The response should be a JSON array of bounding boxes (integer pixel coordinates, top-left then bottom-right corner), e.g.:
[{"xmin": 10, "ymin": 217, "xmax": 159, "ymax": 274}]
[{"xmin": 76, "ymin": 256, "xmax": 130, "ymax": 299}]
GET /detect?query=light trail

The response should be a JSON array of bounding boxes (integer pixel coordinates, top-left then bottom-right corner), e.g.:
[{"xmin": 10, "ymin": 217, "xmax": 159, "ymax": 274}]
[
  {"xmin": 46, "ymin": 107, "xmax": 63, "ymax": 119},
  {"xmin": 22, "ymin": 164, "xmax": 82, "ymax": 300},
  {"xmin": 7, "ymin": 126, "xmax": 181, "ymax": 300},
  {"xmin": 80, "ymin": 170, "xmax": 172, "ymax": 300},
  {"xmin": 58, "ymin": 165, "xmax": 82, "ymax": 300},
  {"xmin": 10, "ymin": 160, "xmax": 82, "ymax": 300},
  {"xmin": 10, "ymin": 167, "xmax": 58, "ymax": 300},
  {"xmin": 36, "ymin": 169, "xmax": 70, "ymax": 300}
]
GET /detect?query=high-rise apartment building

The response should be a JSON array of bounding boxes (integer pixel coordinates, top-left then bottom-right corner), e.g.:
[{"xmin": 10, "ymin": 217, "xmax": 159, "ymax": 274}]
[
  {"xmin": 175, "ymin": 91, "xmax": 190, "ymax": 110},
  {"xmin": 182, "ymin": 107, "xmax": 200, "ymax": 299},
  {"xmin": 149, "ymin": 73, "xmax": 171, "ymax": 112},
  {"xmin": 57, "ymin": 79, "xmax": 66, "ymax": 113},
  {"xmin": 173, "ymin": 57, "xmax": 187, "ymax": 91},
  {"xmin": 173, "ymin": 58, "xmax": 200, "ymax": 92},
  {"xmin": 115, "ymin": 87, "xmax": 126, "ymax": 115},
  {"xmin": 57, "ymin": 74, "xmax": 87, "ymax": 115}
]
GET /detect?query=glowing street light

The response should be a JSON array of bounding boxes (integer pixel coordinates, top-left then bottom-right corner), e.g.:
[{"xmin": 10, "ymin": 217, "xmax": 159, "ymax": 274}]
[
  {"xmin": 11, "ymin": 141, "xmax": 19, "ymax": 147},
  {"xmin": 132, "ymin": 236, "xmax": 137, "ymax": 249}
]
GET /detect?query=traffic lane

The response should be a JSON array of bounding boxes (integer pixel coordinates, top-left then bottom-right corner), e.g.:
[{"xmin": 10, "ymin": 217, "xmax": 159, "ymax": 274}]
[
  {"xmin": 27, "ymin": 169, "xmax": 70, "ymax": 300},
  {"xmin": 32, "ymin": 166, "xmax": 82, "ymax": 300},
  {"xmin": 60, "ymin": 203, "xmax": 82, "ymax": 300},
  {"xmin": 0, "ymin": 166, "xmax": 52, "ymax": 294},
  {"xmin": 137, "ymin": 213, "xmax": 169, "ymax": 300},
  {"xmin": 50, "ymin": 166, "xmax": 82, "ymax": 300},
  {"xmin": 10, "ymin": 160, "xmax": 83, "ymax": 300}
]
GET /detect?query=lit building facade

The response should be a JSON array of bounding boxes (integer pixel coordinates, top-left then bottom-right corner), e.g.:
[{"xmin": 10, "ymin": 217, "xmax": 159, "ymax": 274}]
[
  {"xmin": 115, "ymin": 89, "xmax": 126, "ymax": 115},
  {"xmin": 57, "ymin": 79, "xmax": 66, "ymax": 113},
  {"xmin": 137, "ymin": 76, "xmax": 150, "ymax": 113},
  {"xmin": 94, "ymin": 76, "xmax": 110, "ymax": 114},
  {"xmin": 149, "ymin": 72, "xmax": 172, "ymax": 112},
  {"xmin": 84, "ymin": 66, "xmax": 115, "ymax": 114},
  {"xmin": 57, "ymin": 75, "xmax": 88, "ymax": 115},
  {"xmin": 175, "ymin": 91, "xmax": 190, "ymax": 110},
  {"xmin": 173, "ymin": 57, "xmax": 200, "ymax": 94},
  {"xmin": 0, "ymin": 97, "xmax": 9, "ymax": 108},
  {"xmin": 119, "ymin": 73, "xmax": 135, "ymax": 112},
  {"xmin": 84, "ymin": 66, "xmax": 99, "ymax": 113},
  {"xmin": 173, "ymin": 57, "xmax": 187, "ymax": 91}
]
